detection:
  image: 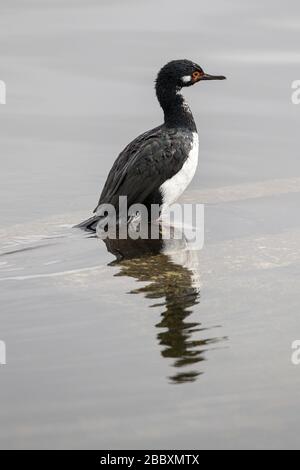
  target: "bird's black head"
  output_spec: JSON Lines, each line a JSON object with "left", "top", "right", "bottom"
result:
{"left": 156, "top": 59, "right": 226, "bottom": 90}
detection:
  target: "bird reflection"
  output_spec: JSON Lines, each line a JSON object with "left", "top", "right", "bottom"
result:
{"left": 102, "top": 224, "right": 221, "bottom": 384}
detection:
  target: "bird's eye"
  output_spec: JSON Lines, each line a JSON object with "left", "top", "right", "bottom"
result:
{"left": 192, "top": 71, "right": 202, "bottom": 81}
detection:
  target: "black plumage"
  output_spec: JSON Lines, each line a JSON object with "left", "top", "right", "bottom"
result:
{"left": 77, "top": 60, "right": 225, "bottom": 231}
{"left": 95, "top": 126, "right": 195, "bottom": 210}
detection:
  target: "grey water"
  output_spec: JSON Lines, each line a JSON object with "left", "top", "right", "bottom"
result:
{"left": 0, "top": 0, "right": 300, "bottom": 450}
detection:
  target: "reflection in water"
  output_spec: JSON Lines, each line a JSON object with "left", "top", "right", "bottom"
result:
{"left": 103, "top": 225, "right": 223, "bottom": 384}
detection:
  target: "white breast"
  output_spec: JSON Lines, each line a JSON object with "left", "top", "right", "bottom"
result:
{"left": 160, "top": 132, "right": 199, "bottom": 208}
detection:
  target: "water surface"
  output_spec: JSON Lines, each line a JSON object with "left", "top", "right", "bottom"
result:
{"left": 0, "top": 0, "right": 300, "bottom": 450}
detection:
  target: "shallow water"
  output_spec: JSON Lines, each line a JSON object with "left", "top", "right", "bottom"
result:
{"left": 0, "top": 0, "right": 300, "bottom": 450}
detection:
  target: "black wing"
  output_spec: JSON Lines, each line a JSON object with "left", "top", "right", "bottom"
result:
{"left": 94, "top": 125, "right": 191, "bottom": 212}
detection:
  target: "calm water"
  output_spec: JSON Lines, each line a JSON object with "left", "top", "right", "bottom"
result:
{"left": 0, "top": 0, "right": 300, "bottom": 450}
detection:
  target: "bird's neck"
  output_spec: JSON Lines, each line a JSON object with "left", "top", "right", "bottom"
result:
{"left": 156, "top": 86, "right": 197, "bottom": 131}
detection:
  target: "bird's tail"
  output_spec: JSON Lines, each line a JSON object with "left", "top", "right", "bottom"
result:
{"left": 75, "top": 215, "right": 101, "bottom": 232}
